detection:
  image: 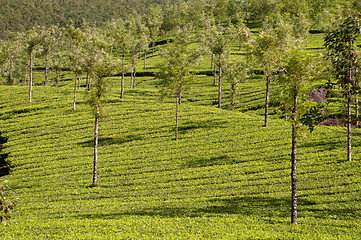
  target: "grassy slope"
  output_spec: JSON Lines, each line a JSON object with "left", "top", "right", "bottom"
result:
{"left": 0, "top": 35, "right": 361, "bottom": 239}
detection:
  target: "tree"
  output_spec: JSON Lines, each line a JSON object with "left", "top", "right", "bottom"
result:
{"left": 251, "top": 20, "right": 291, "bottom": 126}
{"left": 224, "top": 59, "right": 249, "bottom": 111}
{"left": 40, "top": 25, "right": 59, "bottom": 86}
{"left": 156, "top": 28, "right": 202, "bottom": 141}
{"left": 202, "top": 19, "right": 239, "bottom": 109}
{"left": 324, "top": 14, "right": 361, "bottom": 161}
{"left": 276, "top": 47, "right": 316, "bottom": 225}
{"left": 106, "top": 18, "right": 133, "bottom": 99}
{"left": 24, "top": 27, "right": 44, "bottom": 103}
{"left": 87, "top": 35, "right": 115, "bottom": 186}
{"left": 144, "top": 6, "right": 163, "bottom": 56}
{"left": 65, "top": 23, "right": 86, "bottom": 110}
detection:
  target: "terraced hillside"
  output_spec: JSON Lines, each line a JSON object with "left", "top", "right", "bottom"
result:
{"left": 0, "top": 69, "right": 360, "bottom": 239}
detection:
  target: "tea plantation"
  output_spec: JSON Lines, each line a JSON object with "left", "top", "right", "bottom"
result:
{"left": 0, "top": 37, "right": 361, "bottom": 239}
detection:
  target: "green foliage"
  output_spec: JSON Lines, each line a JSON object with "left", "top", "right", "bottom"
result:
{"left": 301, "top": 103, "right": 327, "bottom": 132}
{"left": 0, "top": 180, "right": 18, "bottom": 226}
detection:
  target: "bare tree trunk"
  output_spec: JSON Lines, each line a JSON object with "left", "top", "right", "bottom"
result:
{"left": 356, "top": 70, "right": 360, "bottom": 128}
{"left": 73, "top": 74, "right": 77, "bottom": 110}
{"left": 130, "top": 67, "right": 133, "bottom": 89}
{"left": 86, "top": 72, "right": 89, "bottom": 90}
{"left": 347, "top": 94, "right": 352, "bottom": 161}
{"left": 291, "top": 122, "right": 298, "bottom": 224}
{"left": 213, "top": 60, "right": 217, "bottom": 86}
{"left": 78, "top": 74, "right": 82, "bottom": 89}
{"left": 264, "top": 66, "right": 271, "bottom": 127}
{"left": 93, "top": 115, "right": 99, "bottom": 186}
{"left": 144, "top": 50, "right": 147, "bottom": 69}
{"left": 133, "top": 69, "right": 136, "bottom": 89}
{"left": 121, "top": 43, "right": 125, "bottom": 99}
{"left": 218, "top": 58, "right": 222, "bottom": 109}
{"left": 175, "top": 89, "right": 181, "bottom": 141}
{"left": 152, "top": 40, "right": 155, "bottom": 56}
{"left": 29, "top": 51, "right": 33, "bottom": 103}
{"left": 211, "top": 53, "right": 214, "bottom": 69}
{"left": 45, "top": 53, "right": 49, "bottom": 86}
{"left": 291, "top": 86, "right": 299, "bottom": 225}
{"left": 231, "top": 83, "right": 235, "bottom": 111}
{"left": 93, "top": 76, "right": 102, "bottom": 186}
{"left": 88, "top": 75, "right": 92, "bottom": 91}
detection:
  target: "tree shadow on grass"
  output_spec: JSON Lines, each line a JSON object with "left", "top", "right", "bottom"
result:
{"left": 183, "top": 155, "right": 238, "bottom": 168}
{"left": 178, "top": 119, "right": 228, "bottom": 134}
{"left": 79, "top": 135, "right": 143, "bottom": 147}
{"left": 76, "top": 196, "right": 316, "bottom": 220}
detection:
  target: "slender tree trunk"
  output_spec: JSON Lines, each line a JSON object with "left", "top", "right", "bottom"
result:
{"left": 130, "top": 67, "right": 133, "bottom": 88}
{"left": 152, "top": 40, "right": 155, "bottom": 56}
{"left": 264, "top": 65, "right": 271, "bottom": 127}
{"left": 291, "top": 121, "right": 298, "bottom": 224}
{"left": 133, "top": 69, "right": 136, "bottom": 89}
{"left": 121, "top": 43, "right": 125, "bottom": 99}
{"left": 93, "top": 115, "right": 99, "bottom": 186}
{"left": 231, "top": 83, "right": 235, "bottom": 111}
{"left": 86, "top": 72, "right": 89, "bottom": 90}
{"left": 29, "top": 51, "right": 33, "bottom": 103}
{"left": 291, "top": 86, "right": 299, "bottom": 225}
{"left": 211, "top": 53, "right": 214, "bottom": 69}
{"left": 356, "top": 92, "right": 359, "bottom": 128}
{"left": 89, "top": 75, "right": 92, "bottom": 91}
{"left": 93, "top": 76, "right": 102, "bottom": 186}
{"left": 347, "top": 40, "right": 352, "bottom": 161}
{"left": 356, "top": 69, "right": 360, "bottom": 128}
{"left": 213, "top": 60, "right": 217, "bottom": 86}
{"left": 347, "top": 94, "right": 352, "bottom": 161}
{"left": 175, "top": 89, "right": 181, "bottom": 141}
{"left": 45, "top": 53, "right": 49, "bottom": 86}
{"left": 218, "top": 58, "right": 222, "bottom": 109}
{"left": 73, "top": 74, "right": 77, "bottom": 110}
{"left": 239, "top": 38, "right": 242, "bottom": 51}
{"left": 78, "top": 74, "right": 81, "bottom": 89}
{"left": 144, "top": 50, "right": 147, "bottom": 69}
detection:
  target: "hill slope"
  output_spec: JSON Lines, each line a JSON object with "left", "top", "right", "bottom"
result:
{"left": 0, "top": 73, "right": 360, "bottom": 238}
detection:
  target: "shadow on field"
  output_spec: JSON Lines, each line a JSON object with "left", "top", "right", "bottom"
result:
{"left": 300, "top": 140, "right": 344, "bottom": 151}
{"left": 184, "top": 155, "right": 238, "bottom": 168}
{"left": 79, "top": 135, "right": 143, "bottom": 147}
{"left": 178, "top": 119, "right": 228, "bottom": 134}
{"left": 77, "top": 196, "right": 316, "bottom": 220}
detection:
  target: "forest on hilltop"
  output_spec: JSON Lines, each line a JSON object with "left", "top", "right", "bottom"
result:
{"left": 0, "top": 0, "right": 170, "bottom": 38}
{"left": 0, "top": 0, "right": 360, "bottom": 39}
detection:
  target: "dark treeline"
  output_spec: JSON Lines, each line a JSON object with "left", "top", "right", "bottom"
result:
{"left": 1, "top": 0, "right": 360, "bottom": 39}
{"left": 0, "top": 0, "right": 170, "bottom": 39}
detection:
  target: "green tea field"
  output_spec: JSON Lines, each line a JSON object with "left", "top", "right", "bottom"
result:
{"left": 0, "top": 60, "right": 361, "bottom": 239}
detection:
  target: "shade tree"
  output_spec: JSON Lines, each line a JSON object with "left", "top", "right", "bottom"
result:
{"left": 24, "top": 27, "right": 45, "bottom": 103}
{"left": 250, "top": 19, "right": 292, "bottom": 126}
{"left": 65, "top": 23, "right": 86, "bottom": 110}
{"left": 144, "top": 6, "right": 163, "bottom": 57}
{"left": 275, "top": 46, "right": 317, "bottom": 225}
{"left": 324, "top": 14, "right": 361, "bottom": 161}
{"left": 202, "top": 18, "right": 240, "bottom": 109}
{"left": 156, "top": 27, "right": 202, "bottom": 141}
